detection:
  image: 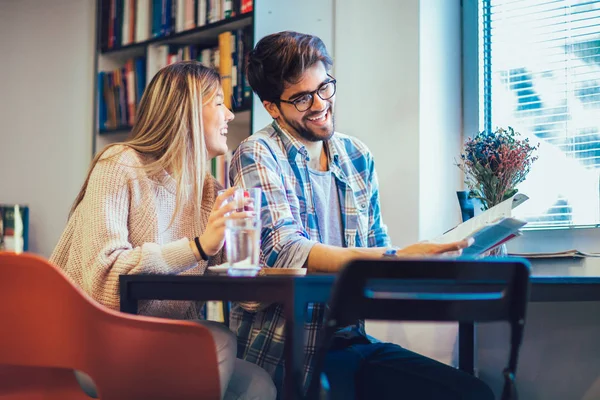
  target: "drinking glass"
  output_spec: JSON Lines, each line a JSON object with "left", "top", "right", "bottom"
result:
{"left": 225, "top": 218, "right": 261, "bottom": 277}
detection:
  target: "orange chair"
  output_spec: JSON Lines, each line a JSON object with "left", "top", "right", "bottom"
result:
{"left": 0, "top": 252, "right": 221, "bottom": 400}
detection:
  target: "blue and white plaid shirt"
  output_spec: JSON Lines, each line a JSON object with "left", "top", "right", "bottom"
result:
{"left": 229, "top": 121, "right": 391, "bottom": 393}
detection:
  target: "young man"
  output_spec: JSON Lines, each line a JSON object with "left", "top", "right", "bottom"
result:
{"left": 229, "top": 31, "right": 493, "bottom": 399}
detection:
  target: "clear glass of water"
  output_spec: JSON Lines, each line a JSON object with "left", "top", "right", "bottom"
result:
{"left": 225, "top": 218, "right": 261, "bottom": 277}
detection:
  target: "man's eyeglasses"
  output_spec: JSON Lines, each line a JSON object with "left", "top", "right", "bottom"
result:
{"left": 278, "top": 75, "right": 337, "bottom": 112}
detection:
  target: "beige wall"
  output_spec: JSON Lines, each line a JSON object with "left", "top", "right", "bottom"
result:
{"left": 334, "top": 0, "right": 423, "bottom": 248}
{"left": 0, "top": 0, "right": 95, "bottom": 257}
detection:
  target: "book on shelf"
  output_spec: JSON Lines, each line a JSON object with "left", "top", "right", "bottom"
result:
{"left": 173, "top": 0, "right": 196, "bottom": 33}
{"left": 211, "top": 151, "right": 232, "bottom": 188}
{"left": 99, "top": 0, "right": 254, "bottom": 52}
{"left": 223, "top": 0, "right": 234, "bottom": 18}
{"left": 122, "top": 0, "right": 136, "bottom": 46}
{"left": 240, "top": 0, "right": 253, "bottom": 13}
{"left": 0, "top": 205, "right": 29, "bottom": 253}
{"left": 205, "top": 301, "right": 225, "bottom": 322}
{"left": 197, "top": 0, "right": 208, "bottom": 27}
{"left": 207, "top": 0, "right": 220, "bottom": 24}
{"left": 98, "top": 56, "right": 146, "bottom": 131}
{"left": 218, "top": 31, "right": 234, "bottom": 109}
{"left": 432, "top": 193, "right": 529, "bottom": 257}
{"left": 135, "top": 0, "right": 151, "bottom": 42}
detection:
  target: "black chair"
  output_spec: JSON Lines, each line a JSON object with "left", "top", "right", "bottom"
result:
{"left": 307, "top": 258, "right": 531, "bottom": 400}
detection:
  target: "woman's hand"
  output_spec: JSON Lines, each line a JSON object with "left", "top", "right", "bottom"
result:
{"left": 199, "top": 187, "right": 253, "bottom": 257}
{"left": 396, "top": 237, "right": 474, "bottom": 257}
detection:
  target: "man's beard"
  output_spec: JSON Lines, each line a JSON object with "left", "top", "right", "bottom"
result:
{"left": 280, "top": 109, "right": 335, "bottom": 143}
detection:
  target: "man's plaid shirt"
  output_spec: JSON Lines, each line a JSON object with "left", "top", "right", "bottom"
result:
{"left": 228, "top": 121, "right": 391, "bottom": 394}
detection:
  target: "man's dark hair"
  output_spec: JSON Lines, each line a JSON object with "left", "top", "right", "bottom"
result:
{"left": 246, "top": 31, "right": 333, "bottom": 102}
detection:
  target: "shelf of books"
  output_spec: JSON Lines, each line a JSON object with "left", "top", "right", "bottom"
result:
{"left": 95, "top": 0, "right": 254, "bottom": 188}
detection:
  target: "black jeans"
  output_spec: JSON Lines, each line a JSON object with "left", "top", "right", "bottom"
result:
{"left": 322, "top": 342, "right": 494, "bottom": 400}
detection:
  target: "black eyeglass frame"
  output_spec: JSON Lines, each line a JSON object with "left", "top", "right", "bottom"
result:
{"left": 277, "top": 74, "right": 337, "bottom": 112}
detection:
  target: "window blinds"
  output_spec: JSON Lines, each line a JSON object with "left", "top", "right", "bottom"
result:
{"left": 481, "top": 0, "right": 600, "bottom": 227}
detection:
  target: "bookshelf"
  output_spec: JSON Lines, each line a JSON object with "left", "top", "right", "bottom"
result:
{"left": 93, "top": 0, "right": 255, "bottom": 187}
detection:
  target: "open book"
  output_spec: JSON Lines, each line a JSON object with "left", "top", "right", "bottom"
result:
{"left": 432, "top": 194, "right": 529, "bottom": 257}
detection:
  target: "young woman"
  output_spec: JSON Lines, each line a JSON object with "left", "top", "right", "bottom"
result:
{"left": 50, "top": 61, "right": 276, "bottom": 400}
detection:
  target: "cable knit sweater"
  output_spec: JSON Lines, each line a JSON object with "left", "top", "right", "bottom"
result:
{"left": 50, "top": 145, "right": 224, "bottom": 319}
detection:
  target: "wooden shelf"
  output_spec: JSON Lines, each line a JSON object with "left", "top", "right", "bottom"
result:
{"left": 100, "top": 12, "right": 253, "bottom": 57}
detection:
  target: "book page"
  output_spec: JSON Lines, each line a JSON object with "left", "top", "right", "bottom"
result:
{"left": 433, "top": 193, "right": 529, "bottom": 245}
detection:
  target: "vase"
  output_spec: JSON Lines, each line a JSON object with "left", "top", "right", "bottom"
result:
{"left": 487, "top": 243, "right": 508, "bottom": 257}
{"left": 483, "top": 200, "right": 509, "bottom": 258}
{"left": 456, "top": 192, "right": 507, "bottom": 258}
{"left": 456, "top": 191, "right": 483, "bottom": 222}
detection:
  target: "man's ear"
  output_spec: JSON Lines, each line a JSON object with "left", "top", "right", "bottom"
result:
{"left": 263, "top": 101, "right": 281, "bottom": 119}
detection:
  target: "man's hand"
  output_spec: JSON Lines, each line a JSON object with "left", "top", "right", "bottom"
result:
{"left": 306, "top": 239, "right": 474, "bottom": 274}
{"left": 396, "top": 238, "right": 474, "bottom": 257}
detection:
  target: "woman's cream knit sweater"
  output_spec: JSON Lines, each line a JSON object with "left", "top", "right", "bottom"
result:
{"left": 50, "top": 145, "right": 224, "bottom": 319}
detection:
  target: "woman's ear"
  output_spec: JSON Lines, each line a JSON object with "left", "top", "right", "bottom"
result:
{"left": 263, "top": 101, "right": 281, "bottom": 119}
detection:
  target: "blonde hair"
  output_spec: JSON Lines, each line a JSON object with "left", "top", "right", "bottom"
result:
{"left": 71, "top": 61, "right": 221, "bottom": 223}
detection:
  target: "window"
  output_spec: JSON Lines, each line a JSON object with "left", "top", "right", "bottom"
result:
{"left": 480, "top": 0, "right": 600, "bottom": 228}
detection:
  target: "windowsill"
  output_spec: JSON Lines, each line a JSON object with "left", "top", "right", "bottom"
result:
{"left": 523, "top": 224, "right": 600, "bottom": 232}
{"left": 508, "top": 226, "right": 600, "bottom": 254}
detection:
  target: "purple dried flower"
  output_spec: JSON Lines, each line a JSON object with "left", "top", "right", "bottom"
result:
{"left": 456, "top": 127, "right": 539, "bottom": 209}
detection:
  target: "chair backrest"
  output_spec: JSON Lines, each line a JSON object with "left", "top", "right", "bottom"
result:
{"left": 0, "top": 252, "right": 221, "bottom": 400}
{"left": 310, "top": 258, "right": 531, "bottom": 400}
{"left": 329, "top": 258, "right": 530, "bottom": 325}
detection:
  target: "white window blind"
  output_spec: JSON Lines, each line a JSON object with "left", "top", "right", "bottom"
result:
{"left": 481, "top": 0, "right": 600, "bottom": 228}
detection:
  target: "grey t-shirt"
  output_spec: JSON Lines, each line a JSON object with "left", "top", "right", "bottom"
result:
{"left": 307, "top": 168, "right": 343, "bottom": 247}
{"left": 308, "top": 167, "right": 369, "bottom": 345}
